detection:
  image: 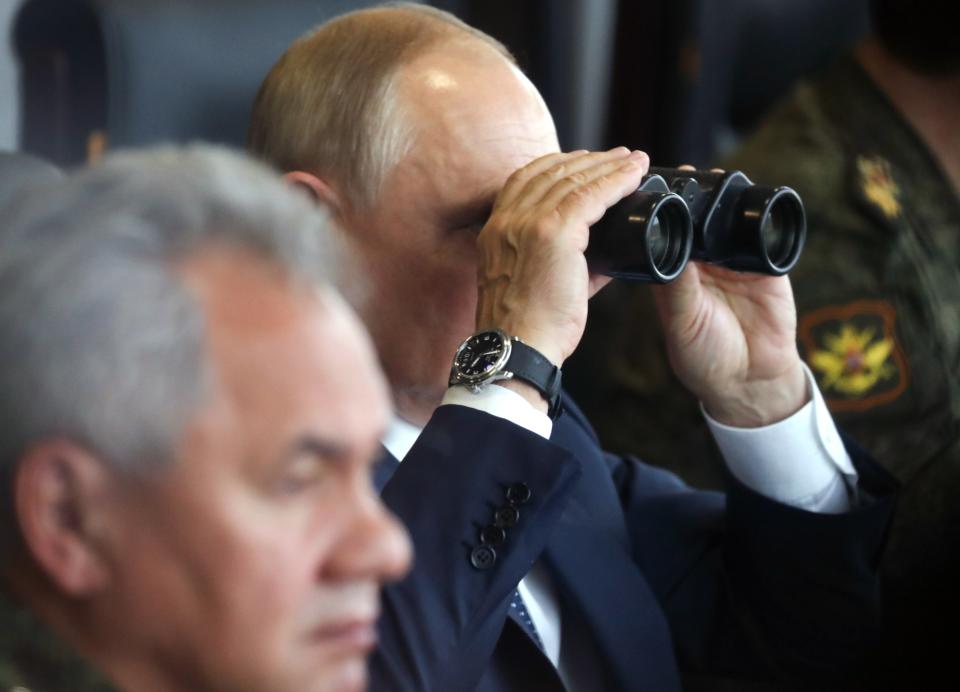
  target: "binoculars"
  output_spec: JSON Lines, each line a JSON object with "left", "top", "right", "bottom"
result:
{"left": 585, "top": 167, "right": 807, "bottom": 282}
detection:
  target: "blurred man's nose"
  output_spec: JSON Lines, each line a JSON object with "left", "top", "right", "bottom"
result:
{"left": 325, "top": 482, "right": 413, "bottom": 584}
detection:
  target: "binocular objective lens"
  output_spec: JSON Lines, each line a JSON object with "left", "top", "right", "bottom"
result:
{"left": 647, "top": 201, "right": 687, "bottom": 275}
{"left": 648, "top": 217, "right": 667, "bottom": 265}
{"left": 761, "top": 196, "right": 802, "bottom": 268}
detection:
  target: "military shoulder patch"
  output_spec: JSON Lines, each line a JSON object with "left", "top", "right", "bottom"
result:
{"left": 798, "top": 299, "right": 909, "bottom": 412}
{"left": 854, "top": 154, "right": 902, "bottom": 222}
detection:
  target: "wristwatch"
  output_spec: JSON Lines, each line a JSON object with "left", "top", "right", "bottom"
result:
{"left": 448, "top": 328, "right": 563, "bottom": 419}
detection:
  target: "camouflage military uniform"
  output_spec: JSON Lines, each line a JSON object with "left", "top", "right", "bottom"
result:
{"left": 0, "top": 586, "right": 116, "bottom": 692}
{"left": 567, "top": 55, "right": 960, "bottom": 686}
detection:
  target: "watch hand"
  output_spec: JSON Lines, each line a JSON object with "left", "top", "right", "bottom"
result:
{"left": 470, "top": 350, "right": 500, "bottom": 368}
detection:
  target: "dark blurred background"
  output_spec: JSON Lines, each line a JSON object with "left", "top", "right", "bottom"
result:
{"left": 1, "top": 0, "right": 871, "bottom": 168}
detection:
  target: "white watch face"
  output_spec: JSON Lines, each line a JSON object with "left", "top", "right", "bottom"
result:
{"left": 452, "top": 330, "right": 512, "bottom": 384}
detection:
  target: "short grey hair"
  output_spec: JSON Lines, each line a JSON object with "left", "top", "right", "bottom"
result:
{"left": 0, "top": 151, "right": 63, "bottom": 211}
{"left": 247, "top": 2, "right": 514, "bottom": 209}
{"left": 0, "top": 145, "right": 339, "bottom": 549}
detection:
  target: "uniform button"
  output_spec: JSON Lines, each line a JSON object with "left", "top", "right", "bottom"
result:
{"left": 494, "top": 505, "right": 520, "bottom": 528}
{"left": 470, "top": 545, "right": 497, "bottom": 570}
{"left": 506, "top": 482, "right": 532, "bottom": 505}
{"left": 480, "top": 524, "right": 507, "bottom": 546}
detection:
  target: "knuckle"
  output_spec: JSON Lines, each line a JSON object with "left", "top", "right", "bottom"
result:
{"left": 504, "top": 166, "right": 528, "bottom": 188}
{"left": 533, "top": 164, "right": 566, "bottom": 187}
{"left": 549, "top": 163, "right": 568, "bottom": 179}
{"left": 558, "top": 184, "right": 604, "bottom": 220}
{"left": 478, "top": 213, "right": 505, "bottom": 238}
{"left": 568, "top": 183, "right": 595, "bottom": 202}
{"left": 563, "top": 171, "right": 590, "bottom": 188}
{"left": 530, "top": 216, "right": 557, "bottom": 241}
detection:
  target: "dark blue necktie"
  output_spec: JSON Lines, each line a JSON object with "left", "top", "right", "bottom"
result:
{"left": 510, "top": 589, "right": 544, "bottom": 650}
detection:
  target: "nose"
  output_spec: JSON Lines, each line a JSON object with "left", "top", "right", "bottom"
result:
{"left": 324, "top": 480, "right": 413, "bottom": 584}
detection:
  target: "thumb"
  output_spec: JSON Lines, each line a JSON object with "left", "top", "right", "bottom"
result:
{"left": 650, "top": 262, "right": 704, "bottom": 336}
{"left": 587, "top": 273, "right": 613, "bottom": 298}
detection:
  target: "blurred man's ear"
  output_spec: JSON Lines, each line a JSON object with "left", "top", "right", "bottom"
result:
{"left": 14, "top": 441, "right": 115, "bottom": 596}
{"left": 284, "top": 171, "right": 343, "bottom": 216}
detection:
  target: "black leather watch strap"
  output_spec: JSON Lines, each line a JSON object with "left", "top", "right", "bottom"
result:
{"left": 506, "top": 338, "right": 564, "bottom": 420}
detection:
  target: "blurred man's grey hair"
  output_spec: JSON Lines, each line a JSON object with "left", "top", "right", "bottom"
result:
{"left": 0, "top": 145, "right": 339, "bottom": 555}
{"left": 0, "top": 151, "right": 63, "bottom": 212}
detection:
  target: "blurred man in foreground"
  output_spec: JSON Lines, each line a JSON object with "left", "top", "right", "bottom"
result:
{"left": 249, "top": 5, "right": 898, "bottom": 690}
{"left": 0, "top": 146, "right": 411, "bottom": 692}
{"left": 0, "top": 151, "right": 62, "bottom": 211}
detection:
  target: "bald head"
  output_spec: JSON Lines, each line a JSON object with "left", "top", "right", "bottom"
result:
{"left": 247, "top": 3, "right": 514, "bottom": 209}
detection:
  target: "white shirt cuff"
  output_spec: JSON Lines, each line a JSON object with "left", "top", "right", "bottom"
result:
{"left": 704, "top": 363, "right": 857, "bottom": 513}
{"left": 441, "top": 384, "right": 554, "bottom": 440}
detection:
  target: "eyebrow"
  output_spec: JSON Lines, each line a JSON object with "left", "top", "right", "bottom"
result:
{"left": 280, "top": 432, "right": 385, "bottom": 469}
{"left": 282, "top": 436, "right": 351, "bottom": 466}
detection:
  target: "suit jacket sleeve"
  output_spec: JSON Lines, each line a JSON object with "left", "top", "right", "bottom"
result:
{"left": 606, "top": 414, "right": 898, "bottom": 681}
{"left": 371, "top": 405, "right": 581, "bottom": 691}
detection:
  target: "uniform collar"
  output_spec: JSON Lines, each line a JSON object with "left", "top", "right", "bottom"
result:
{"left": 0, "top": 584, "right": 117, "bottom": 692}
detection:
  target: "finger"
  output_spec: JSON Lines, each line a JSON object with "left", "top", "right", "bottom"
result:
{"left": 550, "top": 154, "right": 649, "bottom": 229}
{"left": 649, "top": 262, "right": 703, "bottom": 334}
{"left": 587, "top": 272, "right": 613, "bottom": 298}
{"left": 501, "top": 147, "right": 638, "bottom": 211}
{"left": 496, "top": 150, "right": 587, "bottom": 209}
{"left": 539, "top": 149, "right": 647, "bottom": 210}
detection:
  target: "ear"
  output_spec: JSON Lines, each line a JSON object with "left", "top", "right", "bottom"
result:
{"left": 14, "top": 441, "right": 116, "bottom": 596}
{"left": 284, "top": 171, "right": 343, "bottom": 216}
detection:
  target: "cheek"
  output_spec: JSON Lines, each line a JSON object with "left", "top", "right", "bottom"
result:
{"left": 366, "top": 243, "right": 478, "bottom": 320}
{"left": 214, "top": 500, "right": 327, "bottom": 622}
{"left": 187, "top": 501, "right": 335, "bottom": 683}
{"left": 153, "top": 489, "right": 328, "bottom": 635}
{"left": 100, "top": 497, "right": 318, "bottom": 686}
{"left": 217, "top": 501, "right": 377, "bottom": 692}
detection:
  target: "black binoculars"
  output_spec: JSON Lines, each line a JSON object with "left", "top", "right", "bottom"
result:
{"left": 585, "top": 167, "right": 807, "bottom": 282}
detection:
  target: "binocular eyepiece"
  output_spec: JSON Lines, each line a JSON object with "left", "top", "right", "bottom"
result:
{"left": 585, "top": 167, "right": 807, "bottom": 282}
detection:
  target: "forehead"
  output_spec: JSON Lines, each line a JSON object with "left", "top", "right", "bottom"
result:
{"left": 179, "top": 249, "right": 390, "bottom": 445}
{"left": 395, "top": 41, "right": 560, "bottom": 202}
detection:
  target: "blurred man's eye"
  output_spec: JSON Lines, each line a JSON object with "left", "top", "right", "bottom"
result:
{"left": 276, "top": 453, "right": 327, "bottom": 494}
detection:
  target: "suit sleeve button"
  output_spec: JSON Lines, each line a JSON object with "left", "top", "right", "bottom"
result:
{"left": 494, "top": 505, "right": 520, "bottom": 528}
{"left": 470, "top": 545, "right": 497, "bottom": 570}
{"left": 506, "top": 482, "right": 532, "bottom": 505}
{"left": 480, "top": 525, "right": 507, "bottom": 546}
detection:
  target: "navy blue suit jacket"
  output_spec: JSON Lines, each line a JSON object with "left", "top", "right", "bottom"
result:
{"left": 371, "top": 397, "right": 897, "bottom": 691}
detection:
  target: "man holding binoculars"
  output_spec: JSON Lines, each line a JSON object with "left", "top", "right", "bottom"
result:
{"left": 249, "top": 4, "right": 896, "bottom": 689}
